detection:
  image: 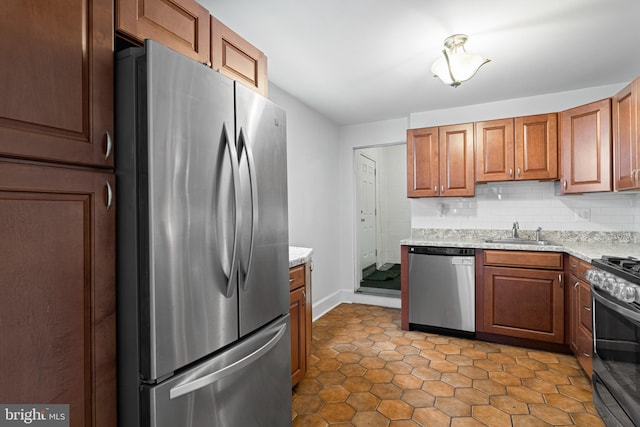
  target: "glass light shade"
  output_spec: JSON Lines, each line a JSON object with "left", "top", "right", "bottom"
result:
{"left": 431, "top": 35, "right": 490, "bottom": 87}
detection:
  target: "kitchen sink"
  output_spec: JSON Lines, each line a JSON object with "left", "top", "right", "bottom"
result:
{"left": 483, "top": 238, "right": 558, "bottom": 246}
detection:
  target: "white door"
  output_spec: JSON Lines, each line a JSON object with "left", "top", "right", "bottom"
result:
{"left": 357, "top": 153, "right": 377, "bottom": 273}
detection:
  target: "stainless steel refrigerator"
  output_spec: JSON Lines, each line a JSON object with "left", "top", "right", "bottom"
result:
{"left": 115, "top": 40, "right": 291, "bottom": 427}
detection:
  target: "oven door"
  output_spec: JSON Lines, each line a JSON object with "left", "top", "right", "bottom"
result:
{"left": 592, "top": 287, "right": 640, "bottom": 426}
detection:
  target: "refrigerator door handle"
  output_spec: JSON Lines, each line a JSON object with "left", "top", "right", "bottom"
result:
{"left": 223, "top": 123, "right": 241, "bottom": 298}
{"left": 238, "top": 127, "right": 258, "bottom": 291}
{"left": 168, "top": 323, "right": 287, "bottom": 399}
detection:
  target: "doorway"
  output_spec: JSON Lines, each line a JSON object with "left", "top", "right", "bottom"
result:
{"left": 354, "top": 144, "right": 410, "bottom": 296}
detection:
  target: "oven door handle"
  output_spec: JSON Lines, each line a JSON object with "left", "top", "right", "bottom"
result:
{"left": 593, "top": 288, "right": 640, "bottom": 324}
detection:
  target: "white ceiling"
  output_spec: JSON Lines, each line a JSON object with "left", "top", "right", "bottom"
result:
{"left": 202, "top": 0, "right": 640, "bottom": 126}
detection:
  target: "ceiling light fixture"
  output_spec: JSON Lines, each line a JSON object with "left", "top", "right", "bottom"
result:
{"left": 431, "top": 34, "right": 490, "bottom": 88}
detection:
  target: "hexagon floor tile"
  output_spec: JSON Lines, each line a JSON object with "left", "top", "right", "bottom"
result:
{"left": 292, "top": 303, "right": 604, "bottom": 427}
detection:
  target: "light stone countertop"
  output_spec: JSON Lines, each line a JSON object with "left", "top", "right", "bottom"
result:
{"left": 401, "top": 229, "right": 640, "bottom": 263}
{"left": 289, "top": 246, "right": 313, "bottom": 267}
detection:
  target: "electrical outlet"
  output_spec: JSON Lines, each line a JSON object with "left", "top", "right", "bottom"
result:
{"left": 574, "top": 208, "right": 591, "bottom": 222}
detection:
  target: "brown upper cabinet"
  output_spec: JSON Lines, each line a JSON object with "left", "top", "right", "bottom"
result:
{"left": 613, "top": 77, "right": 640, "bottom": 190}
{"left": 211, "top": 16, "right": 268, "bottom": 96}
{"left": 0, "top": 0, "right": 114, "bottom": 168}
{"left": 116, "top": 0, "right": 268, "bottom": 96}
{"left": 475, "top": 114, "right": 558, "bottom": 182}
{"left": 559, "top": 99, "right": 612, "bottom": 194}
{"left": 407, "top": 123, "right": 475, "bottom": 198}
{"left": 116, "top": 0, "right": 211, "bottom": 65}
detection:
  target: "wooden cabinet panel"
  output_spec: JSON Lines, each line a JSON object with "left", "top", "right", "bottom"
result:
{"left": 211, "top": 16, "right": 268, "bottom": 96}
{"left": 0, "top": 0, "right": 113, "bottom": 168}
{"left": 515, "top": 113, "right": 558, "bottom": 180}
{"left": 482, "top": 266, "right": 564, "bottom": 343}
{"left": 566, "top": 255, "right": 593, "bottom": 376}
{"left": 439, "top": 123, "right": 475, "bottom": 197}
{"left": 475, "top": 118, "right": 515, "bottom": 182}
{"left": 475, "top": 114, "right": 557, "bottom": 183}
{"left": 289, "top": 286, "right": 306, "bottom": 387}
{"left": 407, "top": 124, "right": 474, "bottom": 198}
{"left": 407, "top": 127, "right": 439, "bottom": 197}
{"left": 560, "top": 99, "right": 612, "bottom": 193}
{"left": 483, "top": 250, "right": 563, "bottom": 270}
{"left": 116, "top": 0, "right": 210, "bottom": 64}
{"left": 613, "top": 79, "right": 640, "bottom": 190}
{"left": 289, "top": 264, "right": 305, "bottom": 291}
{"left": 290, "top": 263, "right": 311, "bottom": 387}
{"left": 0, "top": 161, "right": 116, "bottom": 427}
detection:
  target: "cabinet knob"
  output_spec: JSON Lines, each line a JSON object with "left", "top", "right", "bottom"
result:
{"left": 517, "top": 167, "right": 521, "bottom": 177}
{"left": 574, "top": 281, "right": 579, "bottom": 288}
{"left": 581, "top": 352, "right": 591, "bottom": 358}
{"left": 583, "top": 305, "right": 591, "bottom": 312}
{"left": 434, "top": 186, "right": 438, "bottom": 193}
{"left": 563, "top": 180, "right": 567, "bottom": 190}
{"left": 440, "top": 185, "right": 444, "bottom": 193}
{"left": 509, "top": 168, "right": 513, "bottom": 178}
{"left": 203, "top": 60, "right": 212, "bottom": 67}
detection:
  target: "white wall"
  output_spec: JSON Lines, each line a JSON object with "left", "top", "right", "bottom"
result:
{"left": 413, "top": 180, "right": 640, "bottom": 233}
{"left": 268, "top": 84, "right": 342, "bottom": 306}
{"left": 381, "top": 144, "right": 411, "bottom": 263}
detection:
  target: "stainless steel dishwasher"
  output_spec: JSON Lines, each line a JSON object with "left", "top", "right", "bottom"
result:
{"left": 408, "top": 246, "right": 475, "bottom": 336}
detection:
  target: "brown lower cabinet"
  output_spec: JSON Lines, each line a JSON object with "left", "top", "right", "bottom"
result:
{"left": 566, "top": 255, "right": 593, "bottom": 376}
{"left": 477, "top": 250, "right": 565, "bottom": 344}
{"left": 290, "top": 263, "right": 312, "bottom": 387}
{"left": 0, "top": 161, "right": 116, "bottom": 427}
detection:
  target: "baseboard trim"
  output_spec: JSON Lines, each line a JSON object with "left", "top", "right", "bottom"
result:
{"left": 312, "top": 290, "right": 400, "bottom": 321}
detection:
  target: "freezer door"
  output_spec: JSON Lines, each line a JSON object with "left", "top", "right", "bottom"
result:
{"left": 140, "top": 41, "right": 239, "bottom": 380}
{"left": 234, "top": 83, "right": 290, "bottom": 336}
{"left": 143, "top": 315, "right": 292, "bottom": 427}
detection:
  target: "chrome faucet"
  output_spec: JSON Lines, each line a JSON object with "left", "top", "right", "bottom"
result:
{"left": 535, "top": 227, "right": 542, "bottom": 241}
{"left": 511, "top": 222, "right": 520, "bottom": 238}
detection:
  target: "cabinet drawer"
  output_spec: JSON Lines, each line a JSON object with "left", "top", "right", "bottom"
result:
{"left": 289, "top": 264, "right": 305, "bottom": 291}
{"left": 484, "top": 250, "right": 563, "bottom": 270}
{"left": 579, "top": 282, "right": 593, "bottom": 332}
{"left": 567, "top": 256, "right": 591, "bottom": 279}
{"left": 575, "top": 328, "right": 593, "bottom": 377}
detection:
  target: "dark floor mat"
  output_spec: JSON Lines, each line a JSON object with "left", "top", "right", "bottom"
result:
{"left": 360, "top": 264, "right": 401, "bottom": 290}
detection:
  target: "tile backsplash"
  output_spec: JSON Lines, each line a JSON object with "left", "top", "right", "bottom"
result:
{"left": 411, "top": 180, "right": 640, "bottom": 233}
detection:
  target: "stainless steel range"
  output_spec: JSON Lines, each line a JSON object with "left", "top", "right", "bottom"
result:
{"left": 586, "top": 256, "right": 640, "bottom": 427}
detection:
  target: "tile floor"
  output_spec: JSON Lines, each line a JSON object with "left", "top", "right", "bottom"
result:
{"left": 292, "top": 303, "right": 605, "bottom": 427}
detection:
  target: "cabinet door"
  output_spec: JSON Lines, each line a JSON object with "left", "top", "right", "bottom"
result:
{"left": 0, "top": 162, "right": 116, "bottom": 427}
{"left": 211, "top": 16, "right": 268, "bottom": 97}
{"left": 560, "top": 99, "right": 612, "bottom": 193}
{"left": 515, "top": 114, "right": 558, "bottom": 180}
{"left": 568, "top": 272, "right": 593, "bottom": 376}
{"left": 482, "top": 266, "right": 564, "bottom": 343}
{"left": 289, "top": 287, "right": 306, "bottom": 387}
{"left": 439, "top": 123, "right": 475, "bottom": 196}
{"left": 116, "top": 0, "right": 210, "bottom": 64}
{"left": 407, "top": 127, "right": 439, "bottom": 197}
{"left": 613, "top": 79, "right": 639, "bottom": 190}
{"left": 475, "top": 118, "right": 515, "bottom": 182}
{"left": 0, "top": 0, "right": 113, "bottom": 168}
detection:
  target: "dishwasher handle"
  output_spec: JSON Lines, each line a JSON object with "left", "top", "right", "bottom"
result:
{"left": 409, "top": 246, "right": 475, "bottom": 256}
